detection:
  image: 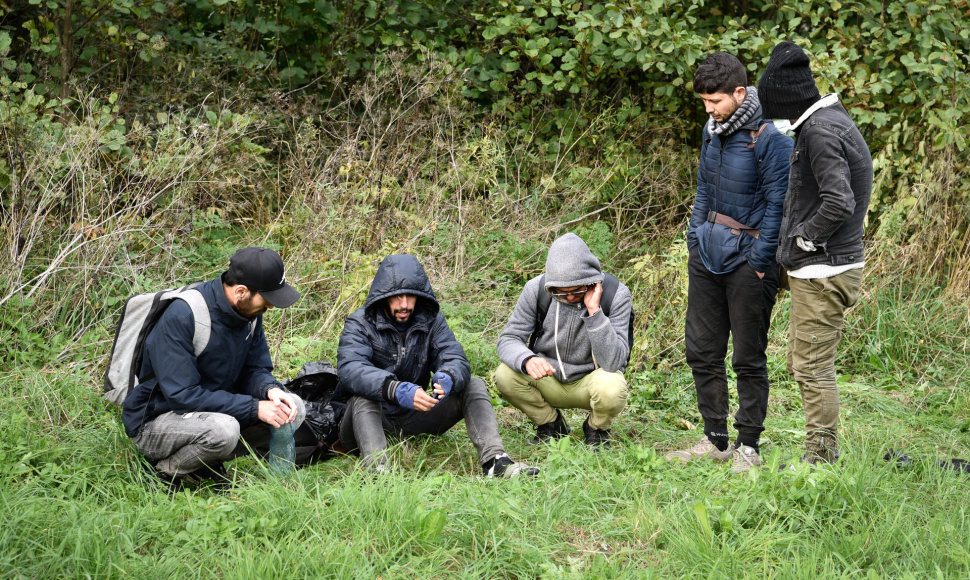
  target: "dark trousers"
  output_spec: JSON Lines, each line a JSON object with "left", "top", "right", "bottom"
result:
{"left": 338, "top": 377, "right": 505, "bottom": 470}
{"left": 685, "top": 248, "right": 778, "bottom": 447}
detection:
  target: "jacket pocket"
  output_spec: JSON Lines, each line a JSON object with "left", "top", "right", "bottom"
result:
{"left": 697, "top": 222, "right": 744, "bottom": 274}
{"left": 371, "top": 343, "right": 397, "bottom": 370}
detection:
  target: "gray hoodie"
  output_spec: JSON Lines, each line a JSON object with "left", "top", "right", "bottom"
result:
{"left": 497, "top": 233, "right": 632, "bottom": 382}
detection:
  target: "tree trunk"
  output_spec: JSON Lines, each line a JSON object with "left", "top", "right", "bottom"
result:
{"left": 59, "top": 0, "right": 74, "bottom": 98}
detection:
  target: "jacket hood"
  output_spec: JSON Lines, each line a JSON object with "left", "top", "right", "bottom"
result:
{"left": 363, "top": 254, "right": 439, "bottom": 317}
{"left": 544, "top": 233, "right": 604, "bottom": 290}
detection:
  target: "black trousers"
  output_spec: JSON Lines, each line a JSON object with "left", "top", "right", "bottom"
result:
{"left": 684, "top": 247, "right": 778, "bottom": 446}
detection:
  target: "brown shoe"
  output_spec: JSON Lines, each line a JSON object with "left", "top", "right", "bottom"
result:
{"left": 732, "top": 444, "right": 762, "bottom": 473}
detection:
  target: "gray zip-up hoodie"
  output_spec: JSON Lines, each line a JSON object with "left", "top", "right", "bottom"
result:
{"left": 497, "top": 233, "right": 632, "bottom": 382}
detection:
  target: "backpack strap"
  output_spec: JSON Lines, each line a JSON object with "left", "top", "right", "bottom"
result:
{"left": 528, "top": 275, "right": 552, "bottom": 351}
{"left": 178, "top": 288, "right": 212, "bottom": 357}
{"left": 599, "top": 273, "right": 619, "bottom": 315}
{"left": 747, "top": 122, "right": 772, "bottom": 184}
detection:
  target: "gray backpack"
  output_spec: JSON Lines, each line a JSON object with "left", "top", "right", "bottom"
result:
{"left": 102, "top": 283, "right": 211, "bottom": 406}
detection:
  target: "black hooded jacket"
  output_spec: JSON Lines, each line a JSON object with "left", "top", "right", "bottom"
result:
{"left": 776, "top": 103, "right": 872, "bottom": 270}
{"left": 334, "top": 255, "right": 470, "bottom": 414}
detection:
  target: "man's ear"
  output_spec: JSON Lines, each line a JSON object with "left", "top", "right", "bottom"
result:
{"left": 232, "top": 284, "right": 251, "bottom": 302}
{"left": 734, "top": 85, "right": 747, "bottom": 101}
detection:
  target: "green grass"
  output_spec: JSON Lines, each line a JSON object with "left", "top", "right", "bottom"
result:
{"left": 3, "top": 321, "right": 970, "bottom": 578}
{"left": 3, "top": 221, "right": 968, "bottom": 578}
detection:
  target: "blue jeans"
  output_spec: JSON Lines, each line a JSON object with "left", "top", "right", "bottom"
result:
{"left": 338, "top": 377, "right": 505, "bottom": 471}
{"left": 132, "top": 394, "right": 307, "bottom": 476}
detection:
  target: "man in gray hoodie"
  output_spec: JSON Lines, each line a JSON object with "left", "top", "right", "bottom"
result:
{"left": 494, "top": 233, "right": 632, "bottom": 448}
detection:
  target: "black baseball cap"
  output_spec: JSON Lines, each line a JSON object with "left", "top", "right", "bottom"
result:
{"left": 227, "top": 247, "right": 301, "bottom": 308}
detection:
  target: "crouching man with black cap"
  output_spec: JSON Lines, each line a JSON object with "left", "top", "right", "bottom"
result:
{"left": 123, "top": 247, "right": 308, "bottom": 489}
{"left": 757, "top": 42, "right": 873, "bottom": 465}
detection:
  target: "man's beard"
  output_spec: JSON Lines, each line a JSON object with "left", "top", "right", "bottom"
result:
{"left": 234, "top": 294, "right": 267, "bottom": 318}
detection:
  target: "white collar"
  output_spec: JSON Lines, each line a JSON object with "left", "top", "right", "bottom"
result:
{"left": 789, "top": 93, "right": 840, "bottom": 130}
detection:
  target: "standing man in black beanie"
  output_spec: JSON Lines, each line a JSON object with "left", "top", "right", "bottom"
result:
{"left": 665, "top": 52, "right": 792, "bottom": 473}
{"left": 757, "top": 41, "right": 873, "bottom": 465}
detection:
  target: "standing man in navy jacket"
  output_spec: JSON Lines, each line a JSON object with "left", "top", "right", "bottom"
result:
{"left": 123, "top": 247, "right": 306, "bottom": 487}
{"left": 666, "top": 52, "right": 792, "bottom": 472}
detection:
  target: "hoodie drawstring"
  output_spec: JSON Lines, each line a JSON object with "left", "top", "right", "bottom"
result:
{"left": 553, "top": 300, "right": 568, "bottom": 381}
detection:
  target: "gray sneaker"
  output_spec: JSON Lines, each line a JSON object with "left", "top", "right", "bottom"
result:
{"left": 732, "top": 444, "right": 761, "bottom": 473}
{"left": 665, "top": 437, "right": 733, "bottom": 463}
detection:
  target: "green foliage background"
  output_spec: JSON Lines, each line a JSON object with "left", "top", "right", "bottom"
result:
{"left": 1, "top": 0, "right": 970, "bottom": 577}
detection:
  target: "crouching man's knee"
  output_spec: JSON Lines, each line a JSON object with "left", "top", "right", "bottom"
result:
{"left": 463, "top": 377, "right": 491, "bottom": 400}
{"left": 203, "top": 414, "right": 242, "bottom": 459}
{"left": 586, "top": 369, "right": 629, "bottom": 416}
{"left": 493, "top": 363, "right": 531, "bottom": 399}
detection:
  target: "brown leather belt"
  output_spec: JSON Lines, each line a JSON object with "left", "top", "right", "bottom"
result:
{"left": 707, "top": 211, "right": 760, "bottom": 239}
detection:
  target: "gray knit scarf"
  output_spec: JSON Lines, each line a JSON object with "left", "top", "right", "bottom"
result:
{"left": 707, "top": 86, "right": 761, "bottom": 137}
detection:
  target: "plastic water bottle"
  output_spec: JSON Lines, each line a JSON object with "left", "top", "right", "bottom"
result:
{"left": 268, "top": 421, "right": 296, "bottom": 474}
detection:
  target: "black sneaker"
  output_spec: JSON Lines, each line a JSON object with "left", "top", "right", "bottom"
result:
{"left": 142, "top": 461, "right": 186, "bottom": 493}
{"left": 193, "top": 462, "right": 232, "bottom": 492}
{"left": 582, "top": 417, "right": 611, "bottom": 450}
{"left": 530, "top": 410, "right": 570, "bottom": 444}
{"left": 482, "top": 453, "right": 540, "bottom": 479}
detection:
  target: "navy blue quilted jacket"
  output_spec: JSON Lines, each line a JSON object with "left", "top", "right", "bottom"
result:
{"left": 688, "top": 116, "right": 792, "bottom": 274}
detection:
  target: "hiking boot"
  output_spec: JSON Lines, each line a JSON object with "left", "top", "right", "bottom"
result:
{"left": 582, "top": 417, "right": 611, "bottom": 450}
{"left": 530, "top": 410, "right": 570, "bottom": 444}
{"left": 805, "top": 434, "right": 839, "bottom": 465}
{"left": 664, "top": 437, "right": 733, "bottom": 463}
{"left": 804, "top": 448, "right": 840, "bottom": 465}
{"left": 483, "top": 453, "right": 540, "bottom": 479}
{"left": 732, "top": 444, "right": 761, "bottom": 473}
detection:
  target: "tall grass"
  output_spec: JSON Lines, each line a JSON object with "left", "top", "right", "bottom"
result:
{"left": 2, "top": 55, "right": 970, "bottom": 578}
{"left": 4, "top": 367, "right": 970, "bottom": 578}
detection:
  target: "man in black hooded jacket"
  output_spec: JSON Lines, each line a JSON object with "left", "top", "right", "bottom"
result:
{"left": 334, "top": 254, "right": 538, "bottom": 478}
{"left": 758, "top": 41, "right": 872, "bottom": 464}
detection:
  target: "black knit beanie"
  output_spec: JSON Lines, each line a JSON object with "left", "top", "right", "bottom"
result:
{"left": 757, "top": 41, "right": 821, "bottom": 120}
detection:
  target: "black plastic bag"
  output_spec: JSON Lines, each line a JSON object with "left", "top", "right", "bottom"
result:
{"left": 285, "top": 361, "right": 345, "bottom": 447}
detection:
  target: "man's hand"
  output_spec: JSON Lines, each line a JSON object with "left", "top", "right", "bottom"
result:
{"left": 395, "top": 381, "right": 438, "bottom": 411}
{"left": 524, "top": 356, "right": 557, "bottom": 380}
{"left": 432, "top": 371, "right": 453, "bottom": 400}
{"left": 411, "top": 388, "right": 439, "bottom": 411}
{"left": 584, "top": 282, "right": 603, "bottom": 315}
{"left": 796, "top": 236, "right": 817, "bottom": 252}
{"left": 259, "top": 387, "right": 297, "bottom": 428}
